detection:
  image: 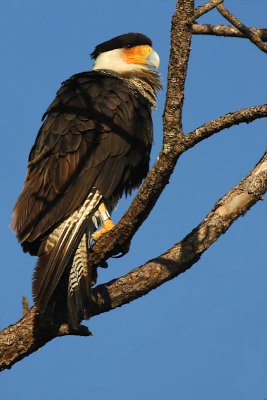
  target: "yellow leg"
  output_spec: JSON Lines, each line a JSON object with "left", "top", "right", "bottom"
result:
{"left": 91, "top": 202, "right": 115, "bottom": 241}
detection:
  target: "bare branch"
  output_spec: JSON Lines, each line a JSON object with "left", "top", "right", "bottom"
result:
{"left": 90, "top": 105, "right": 267, "bottom": 267}
{"left": 216, "top": 4, "right": 267, "bottom": 52}
{"left": 89, "top": 0, "right": 195, "bottom": 266}
{"left": 163, "top": 0, "right": 194, "bottom": 142}
{"left": 0, "top": 308, "right": 91, "bottom": 371}
{"left": 192, "top": 24, "right": 267, "bottom": 42}
{"left": 91, "top": 151, "right": 267, "bottom": 314}
{"left": 194, "top": 0, "right": 223, "bottom": 20}
{"left": 185, "top": 104, "right": 267, "bottom": 149}
{"left": 1, "top": 151, "right": 266, "bottom": 371}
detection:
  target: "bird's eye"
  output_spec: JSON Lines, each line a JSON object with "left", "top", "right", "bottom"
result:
{"left": 125, "top": 44, "right": 134, "bottom": 49}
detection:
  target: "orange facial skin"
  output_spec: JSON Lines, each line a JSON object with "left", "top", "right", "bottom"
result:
{"left": 122, "top": 45, "right": 153, "bottom": 65}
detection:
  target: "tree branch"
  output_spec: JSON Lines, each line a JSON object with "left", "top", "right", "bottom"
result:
{"left": 89, "top": 103, "right": 267, "bottom": 267}
{"left": 1, "top": 151, "right": 266, "bottom": 371}
{"left": 0, "top": 308, "right": 91, "bottom": 372}
{"left": 184, "top": 104, "right": 267, "bottom": 149}
{"left": 192, "top": 24, "right": 267, "bottom": 42}
{"left": 91, "top": 152, "right": 267, "bottom": 315}
{"left": 89, "top": 0, "right": 195, "bottom": 266}
{"left": 194, "top": 0, "right": 223, "bottom": 20}
{"left": 216, "top": 4, "right": 267, "bottom": 53}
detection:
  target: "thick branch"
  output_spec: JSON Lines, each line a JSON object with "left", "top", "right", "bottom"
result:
{"left": 192, "top": 24, "right": 267, "bottom": 42}
{"left": 184, "top": 104, "right": 267, "bottom": 149}
{"left": 89, "top": 0, "right": 194, "bottom": 266}
{"left": 90, "top": 103, "right": 267, "bottom": 267}
{"left": 163, "top": 0, "right": 194, "bottom": 141}
{"left": 216, "top": 4, "right": 267, "bottom": 52}
{"left": 0, "top": 308, "right": 91, "bottom": 371}
{"left": 1, "top": 152, "right": 266, "bottom": 371}
{"left": 91, "top": 152, "right": 267, "bottom": 314}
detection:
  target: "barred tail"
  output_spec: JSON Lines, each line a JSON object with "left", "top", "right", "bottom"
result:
{"left": 33, "top": 188, "right": 102, "bottom": 326}
{"left": 67, "top": 233, "right": 91, "bottom": 327}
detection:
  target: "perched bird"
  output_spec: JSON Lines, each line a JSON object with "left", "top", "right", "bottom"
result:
{"left": 12, "top": 32, "right": 161, "bottom": 328}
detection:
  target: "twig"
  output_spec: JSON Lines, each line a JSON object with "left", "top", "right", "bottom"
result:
{"left": 185, "top": 104, "right": 267, "bottom": 149}
{"left": 192, "top": 24, "right": 267, "bottom": 42}
{"left": 194, "top": 0, "right": 223, "bottom": 20}
{"left": 21, "top": 296, "right": 29, "bottom": 317}
{"left": 216, "top": 4, "right": 267, "bottom": 53}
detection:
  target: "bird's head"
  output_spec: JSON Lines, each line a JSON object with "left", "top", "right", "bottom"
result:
{"left": 91, "top": 32, "right": 160, "bottom": 73}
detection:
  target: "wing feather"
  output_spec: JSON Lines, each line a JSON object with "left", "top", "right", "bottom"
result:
{"left": 12, "top": 71, "right": 153, "bottom": 254}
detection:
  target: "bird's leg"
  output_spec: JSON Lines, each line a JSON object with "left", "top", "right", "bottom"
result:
{"left": 91, "top": 202, "right": 115, "bottom": 241}
{"left": 92, "top": 202, "right": 131, "bottom": 257}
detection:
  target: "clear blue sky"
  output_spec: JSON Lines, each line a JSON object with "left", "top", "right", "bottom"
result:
{"left": 1, "top": 1, "right": 266, "bottom": 399}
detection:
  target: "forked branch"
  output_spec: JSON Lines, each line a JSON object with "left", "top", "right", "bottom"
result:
{"left": 89, "top": 103, "right": 267, "bottom": 266}
{"left": 216, "top": 3, "right": 267, "bottom": 53}
{"left": 193, "top": 1, "right": 267, "bottom": 51}
{"left": 90, "top": 0, "right": 195, "bottom": 265}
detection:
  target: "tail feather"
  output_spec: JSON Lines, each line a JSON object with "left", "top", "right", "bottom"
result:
{"left": 68, "top": 233, "right": 91, "bottom": 327}
{"left": 33, "top": 188, "right": 102, "bottom": 319}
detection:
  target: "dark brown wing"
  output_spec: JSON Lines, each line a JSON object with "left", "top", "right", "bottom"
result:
{"left": 12, "top": 71, "right": 153, "bottom": 254}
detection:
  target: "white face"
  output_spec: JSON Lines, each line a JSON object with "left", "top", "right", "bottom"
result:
{"left": 92, "top": 49, "right": 148, "bottom": 73}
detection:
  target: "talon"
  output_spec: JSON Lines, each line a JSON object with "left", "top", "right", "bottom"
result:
{"left": 112, "top": 241, "right": 131, "bottom": 257}
{"left": 92, "top": 219, "right": 115, "bottom": 241}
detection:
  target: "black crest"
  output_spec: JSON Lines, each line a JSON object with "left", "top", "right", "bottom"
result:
{"left": 90, "top": 32, "right": 152, "bottom": 59}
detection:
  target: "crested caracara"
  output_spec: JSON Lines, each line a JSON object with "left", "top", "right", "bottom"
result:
{"left": 12, "top": 32, "right": 161, "bottom": 327}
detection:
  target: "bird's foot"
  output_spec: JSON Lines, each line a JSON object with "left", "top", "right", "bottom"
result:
{"left": 92, "top": 219, "right": 115, "bottom": 241}
{"left": 112, "top": 240, "right": 131, "bottom": 258}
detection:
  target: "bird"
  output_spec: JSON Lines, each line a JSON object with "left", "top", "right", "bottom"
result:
{"left": 12, "top": 32, "right": 161, "bottom": 328}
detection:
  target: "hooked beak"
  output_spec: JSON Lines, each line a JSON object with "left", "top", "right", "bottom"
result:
{"left": 145, "top": 49, "right": 160, "bottom": 69}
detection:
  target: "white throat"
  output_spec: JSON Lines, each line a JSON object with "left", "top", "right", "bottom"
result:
{"left": 92, "top": 49, "right": 147, "bottom": 73}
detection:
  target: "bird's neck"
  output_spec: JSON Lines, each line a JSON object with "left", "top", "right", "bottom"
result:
{"left": 119, "top": 69, "right": 162, "bottom": 109}
{"left": 96, "top": 69, "right": 162, "bottom": 108}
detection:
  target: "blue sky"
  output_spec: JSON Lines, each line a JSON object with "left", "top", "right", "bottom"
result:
{"left": 0, "top": 1, "right": 266, "bottom": 399}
